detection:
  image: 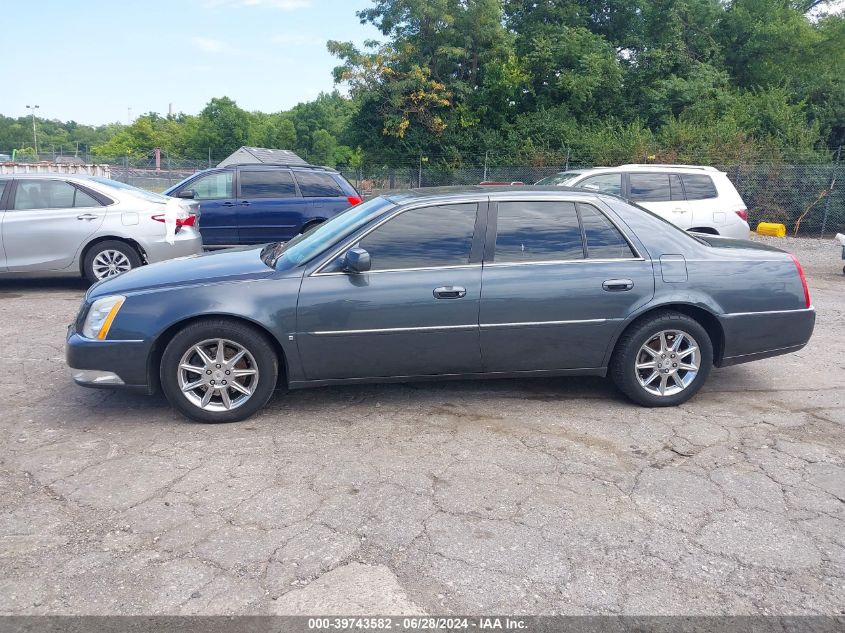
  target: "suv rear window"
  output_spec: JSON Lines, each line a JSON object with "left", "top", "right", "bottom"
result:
{"left": 294, "top": 172, "right": 344, "bottom": 197}
{"left": 240, "top": 169, "right": 297, "bottom": 198}
{"left": 681, "top": 174, "right": 718, "bottom": 200}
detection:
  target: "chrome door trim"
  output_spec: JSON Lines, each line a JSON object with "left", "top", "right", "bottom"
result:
{"left": 480, "top": 318, "right": 615, "bottom": 328}
{"left": 309, "top": 324, "right": 478, "bottom": 336}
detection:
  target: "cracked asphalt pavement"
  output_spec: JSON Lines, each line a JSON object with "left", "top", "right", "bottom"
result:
{"left": 0, "top": 237, "right": 842, "bottom": 615}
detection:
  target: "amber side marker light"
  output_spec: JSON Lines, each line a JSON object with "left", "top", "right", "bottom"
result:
{"left": 97, "top": 298, "right": 126, "bottom": 340}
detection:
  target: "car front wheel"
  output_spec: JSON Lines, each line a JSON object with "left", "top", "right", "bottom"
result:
{"left": 610, "top": 311, "right": 713, "bottom": 407}
{"left": 160, "top": 319, "right": 279, "bottom": 423}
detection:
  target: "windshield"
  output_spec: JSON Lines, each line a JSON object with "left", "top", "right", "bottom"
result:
{"left": 263, "top": 196, "right": 395, "bottom": 269}
{"left": 535, "top": 171, "right": 583, "bottom": 186}
{"left": 90, "top": 177, "right": 170, "bottom": 204}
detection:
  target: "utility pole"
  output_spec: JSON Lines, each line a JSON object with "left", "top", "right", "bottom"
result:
{"left": 483, "top": 150, "right": 489, "bottom": 181}
{"left": 26, "top": 104, "right": 39, "bottom": 157}
{"left": 820, "top": 145, "right": 841, "bottom": 237}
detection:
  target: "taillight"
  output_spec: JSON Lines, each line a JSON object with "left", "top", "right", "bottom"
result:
{"left": 789, "top": 254, "right": 811, "bottom": 308}
{"left": 347, "top": 196, "right": 363, "bottom": 206}
{"left": 735, "top": 209, "right": 748, "bottom": 222}
{"left": 152, "top": 214, "right": 197, "bottom": 227}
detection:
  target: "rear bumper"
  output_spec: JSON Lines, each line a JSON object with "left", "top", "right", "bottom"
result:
{"left": 717, "top": 307, "right": 815, "bottom": 367}
{"left": 66, "top": 329, "right": 153, "bottom": 393}
{"left": 141, "top": 230, "right": 203, "bottom": 264}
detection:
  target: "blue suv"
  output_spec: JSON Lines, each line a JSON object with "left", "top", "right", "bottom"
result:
{"left": 164, "top": 164, "right": 362, "bottom": 246}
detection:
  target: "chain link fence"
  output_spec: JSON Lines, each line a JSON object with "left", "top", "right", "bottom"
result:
{"left": 5, "top": 153, "right": 843, "bottom": 236}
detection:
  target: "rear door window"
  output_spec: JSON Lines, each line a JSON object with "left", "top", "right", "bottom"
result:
{"left": 578, "top": 173, "right": 622, "bottom": 196}
{"left": 681, "top": 174, "right": 718, "bottom": 200}
{"left": 239, "top": 169, "right": 297, "bottom": 198}
{"left": 72, "top": 187, "right": 104, "bottom": 208}
{"left": 13, "top": 180, "right": 77, "bottom": 210}
{"left": 295, "top": 172, "right": 344, "bottom": 197}
{"left": 628, "top": 173, "right": 671, "bottom": 202}
{"left": 494, "top": 201, "right": 584, "bottom": 262}
{"left": 578, "top": 204, "right": 635, "bottom": 259}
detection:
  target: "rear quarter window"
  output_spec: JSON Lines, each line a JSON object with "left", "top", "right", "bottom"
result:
{"left": 294, "top": 172, "right": 345, "bottom": 197}
{"left": 681, "top": 174, "right": 718, "bottom": 200}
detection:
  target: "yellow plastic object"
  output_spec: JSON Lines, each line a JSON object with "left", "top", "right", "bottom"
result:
{"left": 756, "top": 222, "right": 787, "bottom": 237}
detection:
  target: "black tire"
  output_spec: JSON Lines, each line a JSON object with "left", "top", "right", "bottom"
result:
{"left": 83, "top": 240, "right": 142, "bottom": 284}
{"left": 610, "top": 310, "right": 713, "bottom": 407}
{"left": 160, "top": 319, "right": 279, "bottom": 423}
{"left": 300, "top": 219, "right": 325, "bottom": 235}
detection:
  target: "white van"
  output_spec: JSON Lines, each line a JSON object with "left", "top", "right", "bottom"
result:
{"left": 537, "top": 164, "right": 750, "bottom": 239}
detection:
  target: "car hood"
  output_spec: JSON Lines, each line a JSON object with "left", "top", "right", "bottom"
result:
{"left": 88, "top": 246, "right": 276, "bottom": 299}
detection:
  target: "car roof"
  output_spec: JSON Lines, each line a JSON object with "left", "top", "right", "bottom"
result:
{"left": 216, "top": 163, "right": 339, "bottom": 173}
{"left": 563, "top": 164, "right": 724, "bottom": 175}
{"left": 384, "top": 185, "right": 621, "bottom": 204}
{"left": 0, "top": 173, "right": 97, "bottom": 180}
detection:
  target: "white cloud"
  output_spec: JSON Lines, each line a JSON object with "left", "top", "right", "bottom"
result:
{"left": 191, "top": 36, "right": 227, "bottom": 52}
{"left": 205, "top": 0, "right": 311, "bottom": 9}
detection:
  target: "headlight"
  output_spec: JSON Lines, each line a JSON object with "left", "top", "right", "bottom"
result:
{"left": 82, "top": 295, "right": 126, "bottom": 340}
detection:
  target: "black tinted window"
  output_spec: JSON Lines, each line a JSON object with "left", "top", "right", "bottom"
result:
{"left": 495, "top": 201, "right": 584, "bottom": 262}
{"left": 240, "top": 170, "right": 297, "bottom": 198}
{"left": 295, "top": 172, "right": 344, "bottom": 197}
{"left": 578, "top": 204, "right": 634, "bottom": 259}
{"left": 579, "top": 173, "right": 622, "bottom": 195}
{"left": 669, "top": 174, "right": 684, "bottom": 201}
{"left": 0, "top": 181, "right": 7, "bottom": 203}
{"left": 629, "top": 173, "right": 671, "bottom": 201}
{"left": 681, "top": 174, "right": 718, "bottom": 200}
{"left": 13, "top": 180, "right": 76, "bottom": 210}
{"left": 359, "top": 203, "right": 477, "bottom": 270}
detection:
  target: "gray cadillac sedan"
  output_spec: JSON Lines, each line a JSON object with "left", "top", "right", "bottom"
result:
{"left": 66, "top": 187, "right": 815, "bottom": 423}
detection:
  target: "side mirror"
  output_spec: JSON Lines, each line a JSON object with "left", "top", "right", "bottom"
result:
{"left": 177, "top": 189, "right": 196, "bottom": 199}
{"left": 343, "top": 247, "right": 371, "bottom": 274}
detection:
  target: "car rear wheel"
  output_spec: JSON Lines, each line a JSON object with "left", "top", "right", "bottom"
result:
{"left": 160, "top": 319, "right": 278, "bottom": 423}
{"left": 610, "top": 311, "right": 713, "bottom": 407}
{"left": 83, "top": 240, "right": 142, "bottom": 283}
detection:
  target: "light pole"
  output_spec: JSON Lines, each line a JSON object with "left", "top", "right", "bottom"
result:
{"left": 26, "top": 104, "right": 39, "bottom": 157}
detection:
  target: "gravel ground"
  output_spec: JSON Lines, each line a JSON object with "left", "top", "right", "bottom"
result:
{"left": 0, "top": 236, "right": 842, "bottom": 615}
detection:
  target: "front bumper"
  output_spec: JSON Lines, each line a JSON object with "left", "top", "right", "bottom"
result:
{"left": 66, "top": 329, "right": 153, "bottom": 393}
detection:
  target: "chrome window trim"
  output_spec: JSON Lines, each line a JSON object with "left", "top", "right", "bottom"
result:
{"left": 309, "top": 199, "right": 486, "bottom": 276}
{"left": 314, "top": 263, "right": 482, "bottom": 277}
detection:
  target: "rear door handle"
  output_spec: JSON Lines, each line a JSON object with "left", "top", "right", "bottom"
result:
{"left": 602, "top": 279, "right": 634, "bottom": 292}
{"left": 240, "top": 201, "right": 250, "bottom": 206}
{"left": 76, "top": 213, "right": 99, "bottom": 220}
{"left": 222, "top": 201, "right": 235, "bottom": 207}
{"left": 433, "top": 286, "right": 467, "bottom": 299}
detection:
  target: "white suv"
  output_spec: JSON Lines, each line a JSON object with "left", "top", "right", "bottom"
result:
{"left": 536, "top": 164, "right": 750, "bottom": 239}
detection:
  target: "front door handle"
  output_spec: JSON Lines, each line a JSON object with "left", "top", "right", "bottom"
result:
{"left": 602, "top": 279, "right": 634, "bottom": 292}
{"left": 76, "top": 213, "right": 99, "bottom": 220}
{"left": 433, "top": 286, "right": 467, "bottom": 299}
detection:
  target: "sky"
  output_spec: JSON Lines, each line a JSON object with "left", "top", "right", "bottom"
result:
{"left": 0, "top": 0, "right": 383, "bottom": 125}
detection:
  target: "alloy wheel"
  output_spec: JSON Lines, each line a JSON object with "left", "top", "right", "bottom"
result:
{"left": 92, "top": 249, "right": 132, "bottom": 279}
{"left": 634, "top": 330, "right": 700, "bottom": 397}
{"left": 177, "top": 338, "right": 260, "bottom": 412}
